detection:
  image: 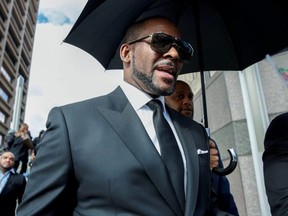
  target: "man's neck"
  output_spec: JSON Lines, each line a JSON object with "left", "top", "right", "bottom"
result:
{"left": 0, "top": 167, "right": 11, "bottom": 174}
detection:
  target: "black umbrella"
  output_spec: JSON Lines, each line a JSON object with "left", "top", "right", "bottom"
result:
{"left": 65, "top": 0, "right": 288, "bottom": 126}
{"left": 64, "top": 0, "right": 288, "bottom": 175}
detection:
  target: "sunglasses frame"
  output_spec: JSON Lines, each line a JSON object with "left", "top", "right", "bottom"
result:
{"left": 128, "top": 32, "right": 194, "bottom": 63}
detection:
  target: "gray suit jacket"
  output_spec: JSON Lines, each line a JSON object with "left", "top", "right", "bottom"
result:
{"left": 17, "top": 87, "right": 229, "bottom": 216}
{"left": 0, "top": 172, "right": 26, "bottom": 216}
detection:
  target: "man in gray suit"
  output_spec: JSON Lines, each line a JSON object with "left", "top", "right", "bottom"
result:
{"left": 17, "top": 17, "right": 233, "bottom": 216}
{"left": 0, "top": 151, "right": 26, "bottom": 216}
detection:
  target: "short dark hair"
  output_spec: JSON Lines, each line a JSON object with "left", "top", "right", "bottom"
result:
{"left": 123, "top": 16, "right": 173, "bottom": 44}
{"left": 123, "top": 20, "right": 144, "bottom": 44}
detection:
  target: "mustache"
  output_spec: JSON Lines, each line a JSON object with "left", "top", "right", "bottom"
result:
{"left": 155, "top": 60, "right": 176, "bottom": 68}
{"left": 154, "top": 60, "right": 177, "bottom": 75}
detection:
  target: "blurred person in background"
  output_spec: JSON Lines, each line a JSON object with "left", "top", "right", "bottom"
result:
{"left": 263, "top": 112, "right": 288, "bottom": 216}
{"left": 0, "top": 151, "right": 26, "bottom": 216}
{"left": 165, "top": 80, "right": 239, "bottom": 215}
{"left": 29, "top": 130, "right": 45, "bottom": 167}
{"left": 5, "top": 123, "right": 34, "bottom": 174}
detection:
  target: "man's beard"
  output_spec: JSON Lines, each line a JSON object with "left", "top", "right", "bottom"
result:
{"left": 132, "top": 56, "right": 174, "bottom": 96}
{"left": 1, "top": 166, "right": 13, "bottom": 172}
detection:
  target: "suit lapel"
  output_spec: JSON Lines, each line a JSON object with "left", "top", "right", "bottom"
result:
{"left": 169, "top": 109, "right": 200, "bottom": 216}
{"left": 1, "top": 174, "right": 17, "bottom": 195}
{"left": 97, "top": 87, "right": 183, "bottom": 216}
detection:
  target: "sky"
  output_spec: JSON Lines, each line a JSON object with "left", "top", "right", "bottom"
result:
{"left": 25, "top": 0, "right": 123, "bottom": 137}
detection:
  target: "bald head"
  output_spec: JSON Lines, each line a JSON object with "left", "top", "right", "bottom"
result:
{"left": 165, "top": 80, "right": 194, "bottom": 118}
{"left": 0, "top": 151, "right": 15, "bottom": 173}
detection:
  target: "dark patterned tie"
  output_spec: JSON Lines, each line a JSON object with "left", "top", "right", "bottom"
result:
{"left": 147, "top": 99, "right": 185, "bottom": 208}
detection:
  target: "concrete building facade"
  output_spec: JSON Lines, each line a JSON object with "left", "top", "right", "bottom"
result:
{"left": 179, "top": 51, "right": 288, "bottom": 215}
{"left": 0, "top": 0, "right": 40, "bottom": 146}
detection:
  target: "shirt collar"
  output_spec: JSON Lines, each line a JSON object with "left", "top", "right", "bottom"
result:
{"left": 10, "top": 168, "right": 16, "bottom": 174}
{"left": 120, "top": 81, "right": 166, "bottom": 112}
{"left": 0, "top": 168, "right": 15, "bottom": 176}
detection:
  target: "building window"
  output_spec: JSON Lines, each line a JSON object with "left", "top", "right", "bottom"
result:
{"left": 0, "top": 135, "right": 2, "bottom": 148}
{"left": 0, "top": 87, "right": 9, "bottom": 102}
{"left": 0, "top": 111, "right": 5, "bottom": 123}
{"left": 1, "top": 66, "right": 12, "bottom": 83}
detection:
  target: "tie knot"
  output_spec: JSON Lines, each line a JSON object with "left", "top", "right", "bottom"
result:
{"left": 147, "top": 99, "right": 163, "bottom": 111}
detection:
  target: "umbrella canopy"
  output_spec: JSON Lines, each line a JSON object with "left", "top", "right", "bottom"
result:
{"left": 64, "top": 0, "right": 288, "bottom": 129}
{"left": 64, "top": 0, "right": 288, "bottom": 74}
{"left": 64, "top": 0, "right": 288, "bottom": 175}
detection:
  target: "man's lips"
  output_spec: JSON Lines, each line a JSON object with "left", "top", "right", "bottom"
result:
{"left": 156, "top": 65, "right": 176, "bottom": 77}
{"left": 182, "top": 107, "right": 193, "bottom": 112}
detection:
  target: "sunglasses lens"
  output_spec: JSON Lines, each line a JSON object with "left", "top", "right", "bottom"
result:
{"left": 151, "top": 33, "right": 193, "bottom": 63}
{"left": 151, "top": 33, "right": 173, "bottom": 54}
{"left": 177, "top": 41, "right": 193, "bottom": 63}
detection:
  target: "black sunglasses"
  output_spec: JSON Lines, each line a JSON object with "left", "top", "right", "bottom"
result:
{"left": 128, "top": 32, "right": 194, "bottom": 63}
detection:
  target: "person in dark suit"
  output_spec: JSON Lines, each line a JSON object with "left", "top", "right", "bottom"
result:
{"left": 5, "top": 123, "right": 34, "bottom": 174}
{"left": 29, "top": 130, "right": 45, "bottom": 167}
{"left": 164, "top": 80, "right": 219, "bottom": 168}
{"left": 263, "top": 112, "right": 288, "bottom": 216}
{"left": 165, "top": 80, "right": 239, "bottom": 215}
{"left": 0, "top": 151, "right": 26, "bottom": 216}
{"left": 17, "top": 17, "right": 233, "bottom": 215}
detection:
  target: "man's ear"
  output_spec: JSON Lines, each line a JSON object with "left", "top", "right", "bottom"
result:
{"left": 120, "top": 44, "right": 131, "bottom": 63}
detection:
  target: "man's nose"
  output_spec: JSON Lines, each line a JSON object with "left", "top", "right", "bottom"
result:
{"left": 163, "top": 46, "right": 180, "bottom": 62}
{"left": 183, "top": 97, "right": 192, "bottom": 104}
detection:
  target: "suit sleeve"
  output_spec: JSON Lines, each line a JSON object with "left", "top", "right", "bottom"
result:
{"left": 211, "top": 141, "right": 239, "bottom": 215}
{"left": 198, "top": 127, "right": 235, "bottom": 216}
{"left": 17, "top": 175, "right": 27, "bottom": 204}
{"left": 263, "top": 146, "right": 288, "bottom": 216}
{"left": 209, "top": 188, "right": 235, "bottom": 216}
{"left": 17, "top": 107, "right": 77, "bottom": 216}
{"left": 5, "top": 132, "right": 15, "bottom": 149}
{"left": 263, "top": 112, "right": 288, "bottom": 216}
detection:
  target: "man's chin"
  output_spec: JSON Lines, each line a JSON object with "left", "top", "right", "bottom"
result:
{"left": 182, "top": 111, "right": 193, "bottom": 118}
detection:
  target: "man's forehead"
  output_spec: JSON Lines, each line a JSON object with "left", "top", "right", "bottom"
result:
{"left": 141, "top": 17, "right": 180, "bottom": 38}
{"left": 2, "top": 152, "right": 14, "bottom": 158}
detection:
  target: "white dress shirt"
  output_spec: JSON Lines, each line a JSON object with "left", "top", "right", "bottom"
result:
{"left": 0, "top": 169, "right": 14, "bottom": 193}
{"left": 120, "top": 81, "right": 187, "bottom": 195}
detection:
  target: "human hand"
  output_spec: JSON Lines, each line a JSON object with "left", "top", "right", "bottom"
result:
{"left": 31, "top": 151, "right": 36, "bottom": 160}
{"left": 21, "top": 133, "right": 29, "bottom": 140}
{"left": 209, "top": 139, "right": 219, "bottom": 170}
